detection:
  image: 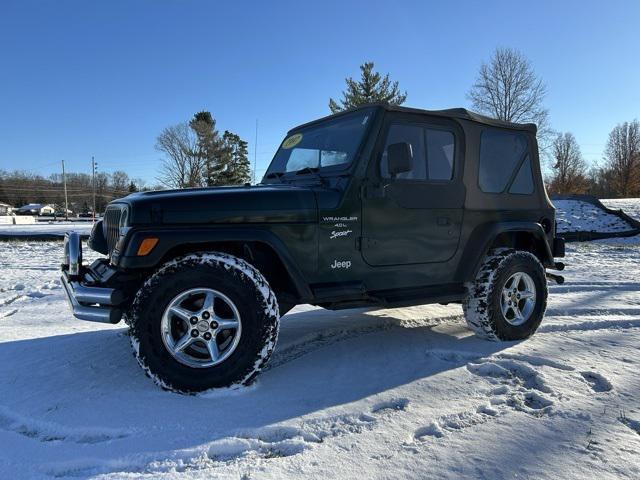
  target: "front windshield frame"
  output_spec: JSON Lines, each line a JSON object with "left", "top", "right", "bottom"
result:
{"left": 263, "top": 107, "right": 377, "bottom": 180}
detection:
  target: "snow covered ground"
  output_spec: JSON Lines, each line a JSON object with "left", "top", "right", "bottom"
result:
{"left": 0, "top": 221, "right": 93, "bottom": 237}
{"left": 602, "top": 198, "right": 640, "bottom": 221}
{"left": 554, "top": 199, "right": 635, "bottom": 234}
{"left": 1, "top": 223, "right": 640, "bottom": 478}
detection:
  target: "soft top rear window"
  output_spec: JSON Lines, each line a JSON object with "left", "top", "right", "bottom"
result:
{"left": 479, "top": 129, "right": 531, "bottom": 194}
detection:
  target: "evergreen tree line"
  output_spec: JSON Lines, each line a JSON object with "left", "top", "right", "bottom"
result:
{"left": 0, "top": 169, "right": 145, "bottom": 213}
{"left": 157, "top": 111, "right": 251, "bottom": 188}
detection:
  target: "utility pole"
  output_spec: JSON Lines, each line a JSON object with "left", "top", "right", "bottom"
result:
{"left": 253, "top": 119, "right": 258, "bottom": 184}
{"left": 62, "top": 160, "right": 69, "bottom": 220}
{"left": 92, "top": 156, "right": 97, "bottom": 222}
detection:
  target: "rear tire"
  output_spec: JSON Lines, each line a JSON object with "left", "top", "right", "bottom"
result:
{"left": 129, "top": 252, "right": 279, "bottom": 393}
{"left": 463, "top": 248, "right": 547, "bottom": 341}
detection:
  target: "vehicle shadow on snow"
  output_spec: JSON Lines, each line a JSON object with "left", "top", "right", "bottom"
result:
{"left": 0, "top": 307, "right": 512, "bottom": 461}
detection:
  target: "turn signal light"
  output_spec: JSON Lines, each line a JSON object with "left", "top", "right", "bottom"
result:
{"left": 137, "top": 237, "right": 159, "bottom": 256}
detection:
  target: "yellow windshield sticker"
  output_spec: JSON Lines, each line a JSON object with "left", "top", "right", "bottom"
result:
{"left": 282, "top": 133, "right": 303, "bottom": 149}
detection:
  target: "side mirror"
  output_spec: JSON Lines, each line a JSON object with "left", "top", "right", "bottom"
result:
{"left": 387, "top": 142, "right": 413, "bottom": 176}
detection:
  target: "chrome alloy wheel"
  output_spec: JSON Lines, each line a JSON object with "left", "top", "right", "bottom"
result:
{"left": 161, "top": 288, "right": 242, "bottom": 368}
{"left": 500, "top": 272, "right": 536, "bottom": 326}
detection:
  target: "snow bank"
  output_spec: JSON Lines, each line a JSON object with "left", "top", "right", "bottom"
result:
{"left": 554, "top": 199, "right": 632, "bottom": 233}
{"left": 0, "top": 221, "right": 92, "bottom": 238}
{"left": 601, "top": 198, "right": 640, "bottom": 221}
{"left": 0, "top": 216, "right": 37, "bottom": 225}
{"left": 13, "top": 216, "right": 37, "bottom": 225}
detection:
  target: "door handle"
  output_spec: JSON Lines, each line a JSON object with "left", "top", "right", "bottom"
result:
{"left": 437, "top": 216, "right": 451, "bottom": 226}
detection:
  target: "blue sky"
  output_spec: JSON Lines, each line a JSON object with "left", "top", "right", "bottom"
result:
{"left": 1, "top": 0, "right": 638, "bottom": 184}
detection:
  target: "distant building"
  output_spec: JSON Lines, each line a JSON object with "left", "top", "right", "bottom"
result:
{"left": 15, "top": 203, "right": 56, "bottom": 216}
{"left": 55, "top": 207, "right": 73, "bottom": 216}
{"left": 0, "top": 203, "right": 11, "bottom": 216}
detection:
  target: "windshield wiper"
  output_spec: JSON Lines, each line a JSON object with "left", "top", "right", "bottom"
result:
{"left": 294, "top": 166, "right": 320, "bottom": 175}
{"left": 264, "top": 171, "right": 285, "bottom": 182}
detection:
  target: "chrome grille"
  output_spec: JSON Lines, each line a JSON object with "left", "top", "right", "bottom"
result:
{"left": 103, "top": 205, "right": 125, "bottom": 254}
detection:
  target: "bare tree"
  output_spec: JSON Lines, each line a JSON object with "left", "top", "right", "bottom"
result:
{"left": 604, "top": 120, "right": 640, "bottom": 197}
{"left": 110, "top": 170, "right": 130, "bottom": 194}
{"left": 156, "top": 123, "right": 204, "bottom": 188}
{"left": 468, "top": 48, "right": 553, "bottom": 150}
{"left": 548, "top": 132, "right": 588, "bottom": 194}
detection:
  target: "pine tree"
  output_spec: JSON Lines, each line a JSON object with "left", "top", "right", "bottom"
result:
{"left": 329, "top": 62, "right": 407, "bottom": 114}
{"left": 217, "top": 131, "right": 251, "bottom": 185}
{"left": 128, "top": 181, "right": 138, "bottom": 193}
{"left": 189, "top": 111, "right": 222, "bottom": 186}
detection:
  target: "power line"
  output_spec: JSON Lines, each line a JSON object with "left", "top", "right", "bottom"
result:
{"left": 62, "top": 160, "right": 69, "bottom": 220}
{"left": 92, "top": 156, "right": 97, "bottom": 220}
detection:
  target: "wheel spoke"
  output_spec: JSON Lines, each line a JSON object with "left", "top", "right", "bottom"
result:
{"left": 512, "top": 273, "right": 522, "bottom": 290}
{"left": 501, "top": 304, "right": 510, "bottom": 317}
{"left": 173, "top": 333, "right": 194, "bottom": 353}
{"left": 513, "top": 308, "right": 524, "bottom": 323}
{"left": 216, "top": 318, "right": 239, "bottom": 330}
{"left": 170, "top": 306, "right": 194, "bottom": 322}
{"left": 202, "top": 291, "right": 216, "bottom": 312}
{"left": 206, "top": 340, "right": 219, "bottom": 361}
{"left": 520, "top": 291, "right": 535, "bottom": 299}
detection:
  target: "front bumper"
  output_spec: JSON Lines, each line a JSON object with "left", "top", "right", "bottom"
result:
{"left": 61, "top": 232, "right": 124, "bottom": 324}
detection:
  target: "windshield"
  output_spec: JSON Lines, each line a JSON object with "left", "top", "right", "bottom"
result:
{"left": 264, "top": 109, "right": 373, "bottom": 178}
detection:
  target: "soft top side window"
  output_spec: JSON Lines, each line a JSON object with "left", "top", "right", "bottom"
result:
{"left": 479, "top": 129, "right": 532, "bottom": 194}
{"left": 509, "top": 155, "right": 535, "bottom": 194}
{"left": 381, "top": 123, "right": 455, "bottom": 181}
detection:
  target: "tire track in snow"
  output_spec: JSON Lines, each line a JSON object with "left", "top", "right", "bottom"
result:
{"left": 45, "top": 404, "right": 407, "bottom": 478}
{"left": 0, "top": 405, "right": 132, "bottom": 444}
{"left": 539, "top": 318, "right": 640, "bottom": 333}
{"left": 550, "top": 284, "right": 640, "bottom": 293}
{"left": 266, "top": 314, "right": 464, "bottom": 371}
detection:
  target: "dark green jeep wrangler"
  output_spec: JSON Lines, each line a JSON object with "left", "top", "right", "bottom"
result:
{"left": 61, "top": 104, "right": 565, "bottom": 393}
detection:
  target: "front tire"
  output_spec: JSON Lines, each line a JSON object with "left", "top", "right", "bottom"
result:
{"left": 129, "top": 252, "right": 279, "bottom": 393}
{"left": 463, "top": 248, "right": 547, "bottom": 341}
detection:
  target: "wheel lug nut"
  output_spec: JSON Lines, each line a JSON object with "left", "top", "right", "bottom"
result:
{"left": 202, "top": 311, "right": 210, "bottom": 320}
{"left": 190, "top": 329, "right": 199, "bottom": 337}
{"left": 190, "top": 317, "right": 198, "bottom": 325}
{"left": 203, "top": 332, "right": 212, "bottom": 341}
{"left": 210, "top": 321, "right": 218, "bottom": 329}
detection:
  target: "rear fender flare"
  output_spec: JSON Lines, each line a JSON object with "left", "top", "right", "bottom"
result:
{"left": 456, "top": 221, "right": 554, "bottom": 282}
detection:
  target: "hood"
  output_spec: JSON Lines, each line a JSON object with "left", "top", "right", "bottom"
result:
{"left": 115, "top": 184, "right": 318, "bottom": 225}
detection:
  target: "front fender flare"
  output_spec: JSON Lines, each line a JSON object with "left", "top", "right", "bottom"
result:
{"left": 117, "top": 227, "right": 313, "bottom": 301}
